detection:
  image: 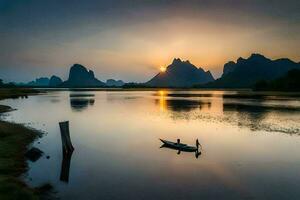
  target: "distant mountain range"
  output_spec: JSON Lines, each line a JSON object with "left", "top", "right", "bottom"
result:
{"left": 106, "top": 79, "right": 124, "bottom": 87}
{"left": 27, "top": 77, "right": 50, "bottom": 87}
{"left": 203, "top": 53, "right": 300, "bottom": 88}
{"left": 146, "top": 58, "right": 214, "bottom": 87}
{"left": 17, "top": 64, "right": 124, "bottom": 88}
{"left": 8, "top": 53, "right": 300, "bottom": 89}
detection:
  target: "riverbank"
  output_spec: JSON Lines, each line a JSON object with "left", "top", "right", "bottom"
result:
{"left": 0, "top": 88, "right": 40, "bottom": 100}
{"left": 0, "top": 88, "right": 48, "bottom": 200}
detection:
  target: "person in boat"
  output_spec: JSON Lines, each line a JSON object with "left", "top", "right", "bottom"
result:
{"left": 195, "top": 139, "right": 202, "bottom": 158}
{"left": 177, "top": 139, "right": 181, "bottom": 154}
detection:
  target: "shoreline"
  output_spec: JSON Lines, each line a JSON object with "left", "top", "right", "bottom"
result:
{"left": 0, "top": 88, "right": 50, "bottom": 200}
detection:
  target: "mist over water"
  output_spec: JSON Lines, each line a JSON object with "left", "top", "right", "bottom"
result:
{"left": 1, "top": 90, "right": 300, "bottom": 200}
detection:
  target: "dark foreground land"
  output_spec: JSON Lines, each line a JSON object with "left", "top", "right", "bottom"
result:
{"left": 0, "top": 88, "right": 49, "bottom": 200}
{"left": 0, "top": 88, "right": 40, "bottom": 100}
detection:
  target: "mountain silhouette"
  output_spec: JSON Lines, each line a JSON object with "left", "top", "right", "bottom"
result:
{"left": 21, "top": 75, "right": 62, "bottom": 87}
{"left": 61, "top": 64, "right": 105, "bottom": 87}
{"left": 205, "top": 53, "right": 300, "bottom": 88}
{"left": 146, "top": 58, "right": 214, "bottom": 87}
{"left": 254, "top": 69, "right": 300, "bottom": 91}
{"left": 106, "top": 79, "right": 124, "bottom": 87}
{"left": 27, "top": 77, "right": 50, "bottom": 86}
{"left": 49, "top": 75, "right": 63, "bottom": 87}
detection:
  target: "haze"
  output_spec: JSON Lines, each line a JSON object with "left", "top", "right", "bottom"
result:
{"left": 1, "top": 0, "right": 300, "bottom": 82}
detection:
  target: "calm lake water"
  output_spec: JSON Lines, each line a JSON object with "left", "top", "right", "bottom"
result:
{"left": 1, "top": 90, "right": 300, "bottom": 200}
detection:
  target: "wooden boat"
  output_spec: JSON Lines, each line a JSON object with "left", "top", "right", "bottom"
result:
{"left": 160, "top": 139, "right": 198, "bottom": 152}
{"left": 160, "top": 139, "right": 187, "bottom": 146}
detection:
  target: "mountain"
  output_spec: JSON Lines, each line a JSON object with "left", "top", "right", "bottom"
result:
{"left": 61, "top": 64, "right": 106, "bottom": 87}
{"left": 254, "top": 69, "right": 300, "bottom": 91}
{"left": 106, "top": 79, "right": 124, "bottom": 87}
{"left": 206, "top": 53, "right": 300, "bottom": 88}
{"left": 27, "top": 77, "right": 50, "bottom": 86}
{"left": 17, "top": 75, "right": 63, "bottom": 87}
{"left": 146, "top": 58, "right": 214, "bottom": 87}
{"left": 49, "top": 75, "right": 63, "bottom": 87}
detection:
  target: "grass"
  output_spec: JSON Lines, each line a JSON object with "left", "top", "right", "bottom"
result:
{"left": 0, "top": 88, "right": 48, "bottom": 200}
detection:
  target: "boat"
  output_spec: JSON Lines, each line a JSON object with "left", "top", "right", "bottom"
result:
{"left": 159, "top": 139, "right": 198, "bottom": 152}
{"left": 160, "top": 139, "right": 187, "bottom": 146}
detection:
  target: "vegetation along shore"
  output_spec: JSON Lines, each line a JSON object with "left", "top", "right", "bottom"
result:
{"left": 0, "top": 88, "right": 51, "bottom": 200}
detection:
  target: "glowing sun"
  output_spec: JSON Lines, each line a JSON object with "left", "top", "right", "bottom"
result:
{"left": 160, "top": 66, "right": 166, "bottom": 72}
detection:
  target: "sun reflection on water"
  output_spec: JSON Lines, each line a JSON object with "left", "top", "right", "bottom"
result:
{"left": 158, "top": 90, "right": 167, "bottom": 112}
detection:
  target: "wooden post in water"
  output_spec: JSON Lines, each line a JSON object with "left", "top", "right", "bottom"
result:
{"left": 59, "top": 121, "right": 74, "bottom": 154}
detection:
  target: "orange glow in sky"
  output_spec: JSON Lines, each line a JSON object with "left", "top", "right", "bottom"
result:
{"left": 1, "top": 0, "right": 300, "bottom": 83}
{"left": 160, "top": 66, "right": 167, "bottom": 72}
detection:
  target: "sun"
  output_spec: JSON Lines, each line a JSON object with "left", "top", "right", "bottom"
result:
{"left": 160, "top": 66, "right": 166, "bottom": 72}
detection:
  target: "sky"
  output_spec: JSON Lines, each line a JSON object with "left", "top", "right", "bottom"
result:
{"left": 0, "top": 0, "right": 300, "bottom": 82}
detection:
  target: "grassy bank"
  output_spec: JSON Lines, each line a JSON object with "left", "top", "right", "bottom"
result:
{"left": 0, "top": 88, "right": 46, "bottom": 200}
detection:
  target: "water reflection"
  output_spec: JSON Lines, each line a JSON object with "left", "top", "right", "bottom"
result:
{"left": 160, "top": 144, "right": 202, "bottom": 158}
{"left": 223, "top": 102, "right": 300, "bottom": 113}
{"left": 153, "top": 90, "right": 300, "bottom": 134}
{"left": 155, "top": 90, "right": 212, "bottom": 112}
{"left": 50, "top": 98, "right": 61, "bottom": 104}
{"left": 153, "top": 92, "right": 215, "bottom": 98}
{"left": 4, "top": 90, "right": 300, "bottom": 199}
{"left": 223, "top": 102, "right": 268, "bottom": 122}
{"left": 160, "top": 143, "right": 202, "bottom": 159}
{"left": 155, "top": 99, "right": 211, "bottom": 112}
{"left": 60, "top": 151, "right": 73, "bottom": 183}
{"left": 154, "top": 90, "right": 300, "bottom": 114}
{"left": 69, "top": 93, "right": 95, "bottom": 111}
{"left": 106, "top": 92, "right": 142, "bottom": 102}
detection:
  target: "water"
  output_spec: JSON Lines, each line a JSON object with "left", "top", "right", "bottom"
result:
{"left": 1, "top": 90, "right": 300, "bottom": 200}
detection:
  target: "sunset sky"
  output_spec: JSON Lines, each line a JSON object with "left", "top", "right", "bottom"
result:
{"left": 1, "top": 0, "right": 300, "bottom": 82}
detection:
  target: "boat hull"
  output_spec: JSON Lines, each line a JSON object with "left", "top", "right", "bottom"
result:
{"left": 160, "top": 139, "right": 198, "bottom": 152}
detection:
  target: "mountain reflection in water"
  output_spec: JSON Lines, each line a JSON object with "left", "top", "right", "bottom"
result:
{"left": 4, "top": 90, "right": 300, "bottom": 200}
{"left": 154, "top": 90, "right": 300, "bottom": 134}
{"left": 155, "top": 99, "right": 211, "bottom": 112}
{"left": 69, "top": 93, "right": 95, "bottom": 111}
